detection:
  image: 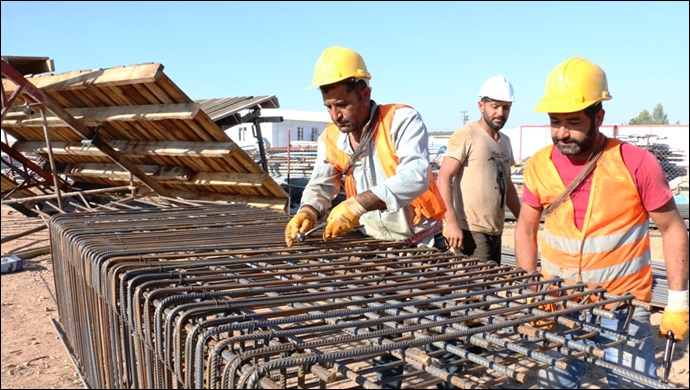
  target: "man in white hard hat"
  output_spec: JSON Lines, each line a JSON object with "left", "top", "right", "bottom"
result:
{"left": 437, "top": 75, "right": 521, "bottom": 264}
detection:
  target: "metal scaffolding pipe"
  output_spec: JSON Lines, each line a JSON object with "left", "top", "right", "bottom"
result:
{"left": 1, "top": 185, "right": 136, "bottom": 205}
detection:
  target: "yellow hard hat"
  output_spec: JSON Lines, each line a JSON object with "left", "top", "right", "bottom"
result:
{"left": 535, "top": 57, "right": 612, "bottom": 113}
{"left": 308, "top": 46, "right": 371, "bottom": 89}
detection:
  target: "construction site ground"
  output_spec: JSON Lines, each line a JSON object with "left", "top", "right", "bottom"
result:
{"left": 1, "top": 206, "right": 688, "bottom": 389}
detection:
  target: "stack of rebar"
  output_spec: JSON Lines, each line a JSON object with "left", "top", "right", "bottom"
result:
{"left": 48, "top": 204, "right": 678, "bottom": 389}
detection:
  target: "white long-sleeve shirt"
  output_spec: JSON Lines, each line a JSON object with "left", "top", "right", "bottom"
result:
{"left": 301, "top": 102, "right": 438, "bottom": 242}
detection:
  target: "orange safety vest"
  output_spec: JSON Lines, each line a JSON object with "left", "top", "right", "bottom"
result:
{"left": 322, "top": 104, "right": 446, "bottom": 225}
{"left": 524, "top": 138, "right": 652, "bottom": 302}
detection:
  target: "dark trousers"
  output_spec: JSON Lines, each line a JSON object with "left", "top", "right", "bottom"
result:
{"left": 459, "top": 230, "right": 502, "bottom": 265}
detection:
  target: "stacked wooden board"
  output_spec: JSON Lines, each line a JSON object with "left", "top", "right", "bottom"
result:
{"left": 2, "top": 62, "right": 289, "bottom": 210}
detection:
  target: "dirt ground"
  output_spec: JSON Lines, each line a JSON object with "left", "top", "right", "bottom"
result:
{"left": 1, "top": 207, "right": 688, "bottom": 389}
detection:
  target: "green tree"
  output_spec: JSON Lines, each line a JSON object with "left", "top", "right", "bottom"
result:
{"left": 627, "top": 103, "right": 670, "bottom": 125}
{"left": 651, "top": 103, "right": 669, "bottom": 124}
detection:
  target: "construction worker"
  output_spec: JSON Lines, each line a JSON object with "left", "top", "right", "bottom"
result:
{"left": 284, "top": 46, "right": 447, "bottom": 250}
{"left": 515, "top": 56, "right": 689, "bottom": 388}
{"left": 437, "top": 75, "right": 521, "bottom": 264}
{"left": 284, "top": 46, "right": 454, "bottom": 388}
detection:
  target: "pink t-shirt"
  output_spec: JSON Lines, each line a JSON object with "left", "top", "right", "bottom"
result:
{"left": 522, "top": 142, "right": 673, "bottom": 230}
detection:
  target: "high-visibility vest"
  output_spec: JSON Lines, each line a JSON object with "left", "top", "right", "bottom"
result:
{"left": 323, "top": 104, "right": 446, "bottom": 225}
{"left": 524, "top": 138, "right": 652, "bottom": 302}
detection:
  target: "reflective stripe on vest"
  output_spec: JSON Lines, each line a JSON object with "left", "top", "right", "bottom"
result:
{"left": 541, "top": 243, "right": 651, "bottom": 284}
{"left": 323, "top": 104, "right": 446, "bottom": 224}
{"left": 524, "top": 138, "right": 652, "bottom": 301}
{"left": 542, "top": 221, "right": 649, "bottom": 255}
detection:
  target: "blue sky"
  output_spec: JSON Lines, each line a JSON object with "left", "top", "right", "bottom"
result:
{"left": 2, "top": 1, "right": 688, "bottom": 132}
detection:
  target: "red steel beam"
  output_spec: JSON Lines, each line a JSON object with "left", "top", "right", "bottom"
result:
{"left": 1, "top": 141, "right": 71, "bottom": 191}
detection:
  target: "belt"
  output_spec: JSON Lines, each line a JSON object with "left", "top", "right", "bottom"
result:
{"left": 405, "top": 220, "right": 443, "bottom": 245}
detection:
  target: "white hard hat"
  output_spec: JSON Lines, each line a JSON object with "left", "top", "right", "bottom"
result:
{"left": 478, "top": 75, "right": 516, "bottom": 102}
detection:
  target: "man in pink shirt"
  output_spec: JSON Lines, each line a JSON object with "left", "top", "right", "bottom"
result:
{"left": 515, "top": 56, "right": 688, "bottom": 388}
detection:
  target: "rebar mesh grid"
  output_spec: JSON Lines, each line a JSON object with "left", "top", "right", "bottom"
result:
{"left": 48, "top": 204, "right": 676, "bottom": 389}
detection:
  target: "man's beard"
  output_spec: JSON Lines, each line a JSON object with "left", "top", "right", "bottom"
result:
{"left": 553, "top": 121, "right": 597, "bottom": 156}
{"left": 483, "top": 111, "right": 506, "bottom": 132}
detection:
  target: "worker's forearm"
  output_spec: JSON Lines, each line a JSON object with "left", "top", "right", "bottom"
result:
{"left": 443, "top": 209, "right": 459, "bottom": 226}
{"left": 354, "top": 190, "right": 387, "bottom": 212}
{"left": 506, "top": 188, "right": 521, "bottom": 218}
{"left": 662, "top": 223, "right": 689, "bottom": 291}
{"left": 515, "top": 225, "right": 539, "bottom": 272}
{"left": 437, "top": 175, "right": 457, "bottom": 225}
{"left": 440, "top": 190, "right": 459, "bottom": 226}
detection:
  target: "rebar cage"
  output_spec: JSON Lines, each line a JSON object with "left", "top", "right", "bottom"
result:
{"left": 48, "top": 203, "right": 676, "bottom": 389}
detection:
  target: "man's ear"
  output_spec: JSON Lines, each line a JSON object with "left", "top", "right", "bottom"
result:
{"left": 596, "top": 109, "right": 605, "bottom": 127}
{"left": 362, "top": 86, "right": 371, "bottom": 100}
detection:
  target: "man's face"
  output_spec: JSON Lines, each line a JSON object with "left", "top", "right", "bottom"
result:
{"left": 321, "top": 83, "right": 371, "bottom": 134}
{"left": 479, "top": 99, "right": 512, "bottom": 131}
{"left": 549, "top": 109, "right": 602, "bottom": 158}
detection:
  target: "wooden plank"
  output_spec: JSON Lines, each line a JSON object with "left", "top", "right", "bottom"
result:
{"left": 1, "top": 175, "right": 42, "bottom": 198}
{"left": 70, "top": 84, "right": 119, "bottom": 107}
{"left": 187, "top": 172, "right": 267, "bottom": 187}
{"left": 14, "top": 140, "right": 239, "bottom": 158}
{"left": 65, "top": 163, "right": 191, "bottom": 180}
{"left": 1, "top": 56, "right": 54, "bottom": 75}
{"left": 1, "top": 61, "right": 173, "bottom": 197}
{"left": 155, "top": 73, "right": 192, "bottom": 104}
{"left": 2, "top": 103, "right": 201, "bottom": 127}
{"left": 130, "top": 83, "right": 161, "bottom": 103}
{"left": 169, "top": 189, "right": 288, "bottom": 211}
{"left": 2, "top": 63, "right": 163, "bottom": 93}
{"left": 194, "top": 112, "right": 231, "bottom": 142}
{"left": 143, "top": 81, "right": 175, "bottom": 104}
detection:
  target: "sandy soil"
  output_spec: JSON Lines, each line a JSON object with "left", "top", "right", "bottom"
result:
{"left": 1, "top": 208, "right": 688, "bottom": 389}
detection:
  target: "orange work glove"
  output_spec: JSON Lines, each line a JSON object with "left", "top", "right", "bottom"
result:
{"left": 526, "top": 296, "right": 557, "bottom": 330}
{"left": 323, "top": 197, "right": 367, "bottom": 241}
{"left": 659, "top": 290, "right": 689, "bottom": 341}
{"left": 285, "top": 208, "right": 318, "bottom": 247}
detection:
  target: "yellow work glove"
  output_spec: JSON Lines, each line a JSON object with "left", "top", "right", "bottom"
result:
{"left": 285, "top": 208, "right": 318, "bottom": 247}
{"left": 526, "top": 296, "right": 557, "bottom": 330}
{"left": 323, "top": 197, "right": 367, "bottom": 241}
{"left": 659, "top": 290, "right": 689, "bottom": 341}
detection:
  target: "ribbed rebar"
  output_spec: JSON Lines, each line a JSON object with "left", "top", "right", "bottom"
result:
{"left": 48, "top": 203, "right": 681, "bottom": 389}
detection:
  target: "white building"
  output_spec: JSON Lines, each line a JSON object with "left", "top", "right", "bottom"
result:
{"left": 504, "top": 124, "right": 689, "bottom": 167}
{"left": 226, "top": 109, "right": 331, "bottom": 149}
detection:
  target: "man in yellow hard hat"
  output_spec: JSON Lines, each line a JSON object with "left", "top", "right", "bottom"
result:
{"left": 284, "top": 46, "right": 456, "bottom": 388}
{"left": 515, "top": 56, "right": 689, "bottom": 388}
{"left": 285, "top": 46, "right": 446, "bottom": 249}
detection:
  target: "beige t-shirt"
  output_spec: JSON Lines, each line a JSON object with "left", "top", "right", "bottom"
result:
{"left": 445, "top": 122, "right": 515, "bottom": 235}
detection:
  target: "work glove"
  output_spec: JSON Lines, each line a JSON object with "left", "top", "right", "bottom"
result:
{"left": 526, "top": 296, "right": 557, "bottom": 330}
{"left": 659, "top": 290, "right": 689, "bottom": 341}
{"left": 285, "top": 208, "right": 318, "bottom": 247}
{"left": 323, "top": 197, "right": 367, "bottom": 241}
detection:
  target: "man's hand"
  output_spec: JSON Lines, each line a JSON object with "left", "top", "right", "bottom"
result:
{"left": 659, "top": 290, "right": 689, "bottom": 341}
{"left": 285, "top": 208, "right": 318, "bottom": 247}
{"left": 659, "top": 309, "right": 689, "bottom": 341}
{"left": 324, "top": 197, "right": 366, "bottom": 241}
{"left": 442, "top": 223, "right": 463, "bottom": 250}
